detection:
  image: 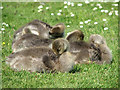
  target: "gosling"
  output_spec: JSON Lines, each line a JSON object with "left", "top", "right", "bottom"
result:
{"left": 6, "top": 38, "right": 76, "bottom": 73}
{"left": 13, "top": 19, "right": 65, "bottom": 45}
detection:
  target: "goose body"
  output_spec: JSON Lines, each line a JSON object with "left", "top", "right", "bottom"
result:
{"left": 12, "top": 19, "right": 65, "bottom": 52}
{"left": 13, "top": 19, "right": 65, "bottom": 45}
{"left": 12, "top": 33, "right": 53, "bottom": 52}
{"left": 89, "top": 34, "right": 112, "bottom": 64}
{"left": 6, "top": 38, "right": 76, "bottom": 73}
{"left": 66, "top": 30, "right": 102, "bottom": 64}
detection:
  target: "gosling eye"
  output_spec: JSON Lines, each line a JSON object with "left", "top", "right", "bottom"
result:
{"left": 57, "top": 48, "right": 60, "bottom": 52}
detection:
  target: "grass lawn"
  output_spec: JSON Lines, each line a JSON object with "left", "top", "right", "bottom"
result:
{"left": 1, "top": 2, "right": 118, "bottom": 88}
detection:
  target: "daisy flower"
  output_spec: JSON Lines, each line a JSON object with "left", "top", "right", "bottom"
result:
{"left": 1, "top": 28, "right": 5, "bottom": 31}
{"left": 104, "top": 27, "right": 108, "bottom": 30}
{"left": 85, "top": 21, "right": 88, "bottom": 24}
{"left": 101, "top": 10, "right": 105, "bottom": 12}
{"left": 80, "top": 26, "right": 83, "bottom": 28}
{"left": 115, "top": 11, "right": 118, "bottom": 16}
{"left": 59, "top": 10, "right": 62, "bottom": 12}
{"left": 93, "top": 7, "right": 97, "bottom": 11}
{"left": 57, "top": 13, "right": 61, "bottom": 16}
{"left": 51, "top": 13, "right": 54, "bottom": 16}
{"left": 71, "top": 3, "right": 74, "bottom": 6}
{"left": 77, "top": 3, "right": 82, "bottom": 6}
{"left": 104, "top": 10, "right": 108, "bottom": 13}
{"left": 67, "top": 25, "right": 70, "bottom": 27}
{"left": 71, "top": 14, "right": 75, "bottom": 17}
{"left": 108, "top": 11, "right": 113, "bottom": 16}
{"left": 64, "top": 6, "right": 67, "bottom": 8}
{"left": 0, "top": 6, "right": 3, "bottom": 9}
{"left": 85, "top": 1, "right": 90, "bottom": 4}
{"left": 64, "top": 1, "right": 67, "bottom": 4}
{"left": 67, "top": 2, "right": 71, "bottom": 5}
{"left": 94, "top": 22, "right": 98, "bottom": 24}
{"left": 46, "top": 7, "right": 49, "bottom": 10}
{"left": 38, "top": 5, "right": 43, "bottom": 9}
{"left": 103, "top": 19, "right": 107, "bottom": 21}
{"left": 80, "top": 22, "right": 83, "bottom": 24}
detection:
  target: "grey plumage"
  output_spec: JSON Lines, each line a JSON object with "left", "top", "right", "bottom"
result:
{"left": 13, "top": 19, "right": 65, "bottom": 46}
{"left": 12, "top": 33, "right": 53, "bottom": 52}
{"left": 66, "top": 30, "right": 84, "bottom": 43}
{"left": 66, "top": 30, "right": 91, "bottom": 64}
{"left": 89, "top": 34, "right": 112, "bottom": 64}
{"left": 52, "top": 38, "right": 70, "bottom": 56}
{"left": 13, "top": 19, "right": 51, "bottom": 44}
{"left": 65, "top": 30, "right": 109, "bottom": 64}
{"left": 6, "top": 38, "right": 76, "bottom": 73}
{"left": 12, "top": 19, "right": 65, "bottom": 52}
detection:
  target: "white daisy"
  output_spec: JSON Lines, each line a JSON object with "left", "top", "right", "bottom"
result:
{"left": 38, "top": 5, "right": 43, "bottom": 9}
{"left": 85, "top": 1, "right": 90, "bottom": 4}
{"left": 71, "top": 14, "right": 75, "bottom": 17}
{"left": 80, "top": 22, "right": 83, "bottom": 24}
{"left": 94, "top": 22, "right": 98, "bottom": 24}
{"left": 64, "top": 6, "right": 67, "bottom": 8}
{"left": 67, "top": 25, "right": 70, "bottom": 27}
{"left": 96, "top": 4, "right": 101, "bottom": 6}
{"left": 51, "top": 13, "right": 54, "bottom": 16}
{"left": 108, "top": 12, "right": 112, "bottom": 16}
{"left": 1, "top": 28, "right": 5, "bottom": 31}
{"left": 99, "top": 6, "right": 102, "bottom": 9}
{"left": 85, "top": 21, "right": 88, "bottom": 24}
{"left": 46, "top": 7, "right": 49, "bottom": 10}
{"left": 2, "top": 22, "right": 6, "bottom": 25}
{"left": 57, "top": 13, "right": 61, "bottom": 16}
{"left": 101, "top": 10, "right": 105, "bottom": 12}
{"left": 77, "top": 3, "right": 82, "bottom": 6}
{"left": 112, "top": 4, "right": 118, "bottom": 6}
{"left": 59, "top": 10, "right": 62, "bottom": 12}
{"left": 80, "top": 26, "right": 83, "bottom": 28}
{"left": 71, "top": 2, "right": 74, "bottom": 6}
{"left": 115, "top": 10, "right": 118, "bottom": 16}
{"left": 64, "top": 1, "right": 67, "bottom": 4}
{"left": 104, "top": 27, "right": 108, "bottom": 30}
{"left": 6, "top": 24, "right": 9, "bottom": 27}
{"left": 103, "top": 19, "right": 106, "bottom": 21}
{"left": 88, "top": 19, "right": 91, "bottom": 22}
{"left": 0, "top": 6, "right": 3, "bottom": 9}
{"left": 104, "top": 10, "right": 108, "bottom": 13}
{"left": 93, "top": 7, "right": 97, "bottom": 11}
{"left": 67, "top": 2, "right": 71, "bottom": 5}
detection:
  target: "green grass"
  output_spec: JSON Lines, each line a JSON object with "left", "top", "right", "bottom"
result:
{"left": 1, "top": 2, "right": 118, "bottom": 88}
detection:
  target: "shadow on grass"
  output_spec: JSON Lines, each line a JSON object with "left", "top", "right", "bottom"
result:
{"left": 69, "top": 65, "right": 81, "bottom": 73}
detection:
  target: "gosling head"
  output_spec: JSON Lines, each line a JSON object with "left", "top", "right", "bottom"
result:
{"left": 49, "top": 23, "right": 65, "bottom": 39}
{"left": 89, "top": 34, "right": 107, "bottom": 47}
{"left": 52, "top": 38, "right": 70, "bottom": 56}
{"left": 66, "top": 30, "right": 84, "bottom": 42}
